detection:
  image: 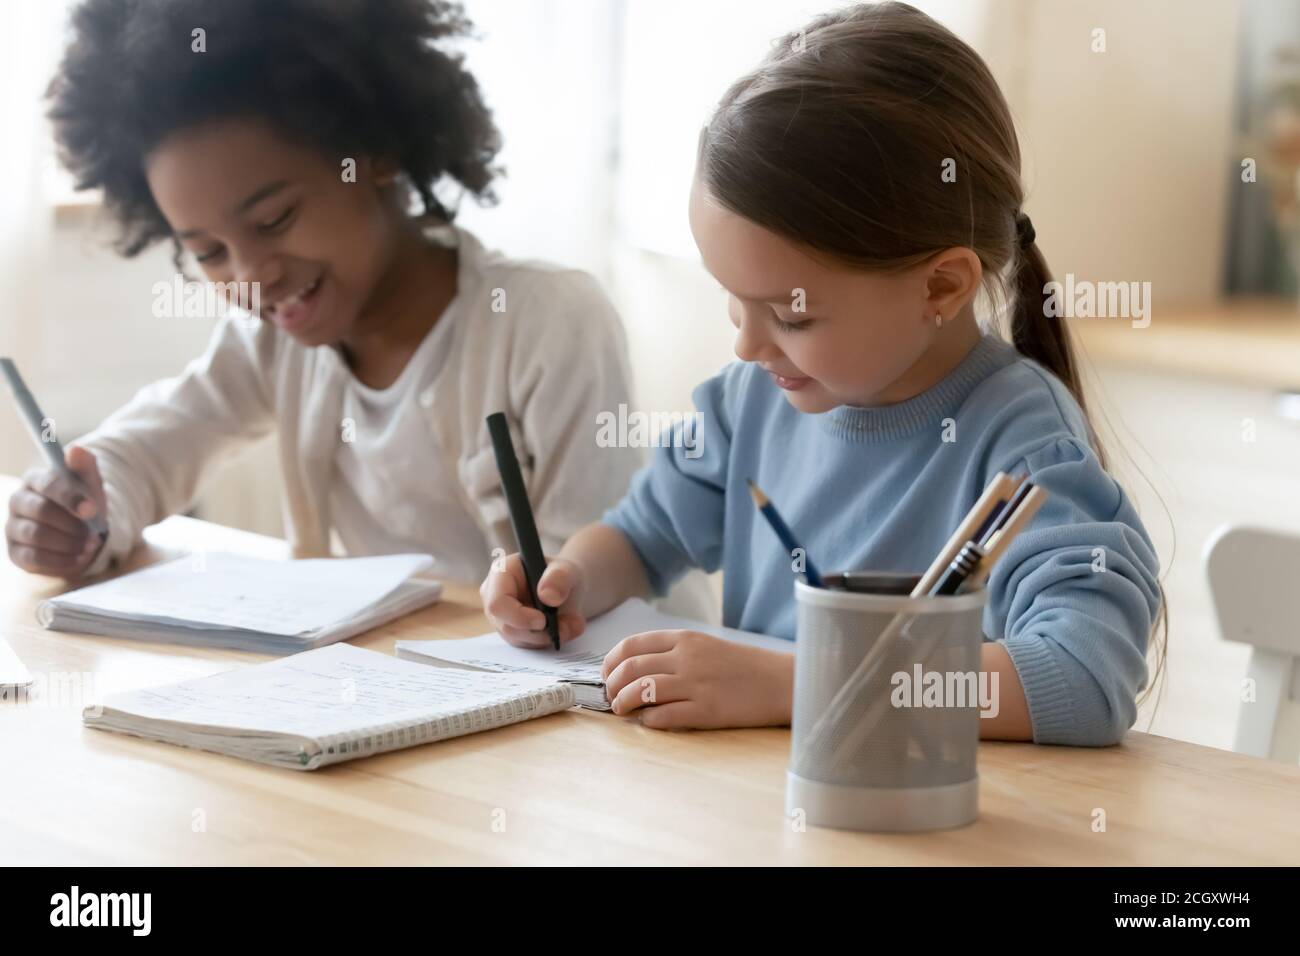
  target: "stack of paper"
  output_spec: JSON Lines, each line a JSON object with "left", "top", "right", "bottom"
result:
{"left": 38, "top": 552, "right": 441, "bottom": 654}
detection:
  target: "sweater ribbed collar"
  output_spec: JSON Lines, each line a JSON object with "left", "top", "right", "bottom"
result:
{"left": 818, "top": 334, "right": 1019, "bottom": 443}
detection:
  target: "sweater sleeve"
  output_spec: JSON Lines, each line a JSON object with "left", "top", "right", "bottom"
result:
{"left": 983, "top": 435, "right": 1161, "bottom": 746}
{"left": 504, "top": 269, "right": 644, "bottom": 555}
{"left": 78, "top": 317, "right": 278, "bottom": 575}
{"left": 601, "top": 368, "right": 732, "bottom": 596}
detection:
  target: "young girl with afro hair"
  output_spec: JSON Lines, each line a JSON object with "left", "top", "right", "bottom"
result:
{"left": 9, "top": 0, "right": 640, "bottom": 587}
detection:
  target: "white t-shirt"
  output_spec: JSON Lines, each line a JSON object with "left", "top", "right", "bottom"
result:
{"left": 330, "top": 251, "right": 492, "bottom": 584}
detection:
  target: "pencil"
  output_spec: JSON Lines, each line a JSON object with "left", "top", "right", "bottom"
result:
{"left": 746, "top": 479, "right": 824, "bottom": 588}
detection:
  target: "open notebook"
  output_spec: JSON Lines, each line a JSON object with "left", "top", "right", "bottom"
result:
{"left": 396, "top": 597, "right": 795, "bottom": 710}
{"left": 39, "top": 552, "right": 442, "bottom": 654}
{"left": 83, "top": 643, "right": 574, "bottom": 770}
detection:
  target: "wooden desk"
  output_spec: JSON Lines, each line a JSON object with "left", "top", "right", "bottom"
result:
{"left": 1, "top": 479, "right": 1298, "bottom": 865}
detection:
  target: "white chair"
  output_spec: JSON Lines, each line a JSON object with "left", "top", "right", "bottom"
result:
{"left": 1205, "top": 525, "right": 1300, "bottom": 763}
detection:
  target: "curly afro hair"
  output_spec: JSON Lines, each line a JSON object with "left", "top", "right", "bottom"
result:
{"left": 47, "top": 0, "right": 502, "bottom": 258}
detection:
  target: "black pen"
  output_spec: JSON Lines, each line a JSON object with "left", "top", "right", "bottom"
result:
{"left": 485, "top": 412, "right": 560, "bottom": 650}
{"left": 930, "top": 540, "right": 986, "bottom": 596}
{"left": 926, "top": 499, "right": 1007, "bottom": 596}
{"left": 932, "top": 480, "right": 1044, "bottom": 596}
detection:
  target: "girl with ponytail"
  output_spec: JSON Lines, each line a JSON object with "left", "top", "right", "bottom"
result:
{"left": 481, "top": 1, "right": 1162, "bottom": 744}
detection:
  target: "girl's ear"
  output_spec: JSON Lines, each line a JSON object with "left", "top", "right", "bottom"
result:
{"left": 922, "top": 247, "right": 983, "bottom": 321}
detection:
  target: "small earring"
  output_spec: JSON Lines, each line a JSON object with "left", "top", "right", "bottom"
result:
{"left": 934, "top": 312, "right": 944, "bottom": 327}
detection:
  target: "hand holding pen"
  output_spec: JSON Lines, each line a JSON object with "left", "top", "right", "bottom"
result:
{"left": 480, "top": 551, "right": 589, "bottom": 649}
{"left": 2, "top": 358, "right": 110, "bottom": 580}
{"left": 484, "top": 411, "right": 567, "bottom": 650}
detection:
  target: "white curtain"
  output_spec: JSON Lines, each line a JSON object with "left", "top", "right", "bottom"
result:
{"left": 455, "top": 0, "right": 623, "bottom": 284}
{"left": 0, "top": 1, "right": 64, "bottom": 475}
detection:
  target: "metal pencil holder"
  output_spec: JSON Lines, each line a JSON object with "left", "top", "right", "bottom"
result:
{"left": 787, "top": 572, "right": 987, "bottom": 832}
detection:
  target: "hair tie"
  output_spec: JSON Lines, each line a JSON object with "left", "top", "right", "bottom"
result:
{"left": 1015, "top": 212, "right": 1036, "bottom": 249}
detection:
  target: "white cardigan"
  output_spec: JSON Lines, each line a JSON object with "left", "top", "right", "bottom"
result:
{"left": 82, "top": 227, "right": 644, "bottom": 577}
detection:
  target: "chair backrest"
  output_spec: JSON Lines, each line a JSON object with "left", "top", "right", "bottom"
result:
{"left": 1204, "top": 524, "right": 1300, "bottom": 762}
{"left": 1206, "top": 525, "right": 1300, "bottom": 655}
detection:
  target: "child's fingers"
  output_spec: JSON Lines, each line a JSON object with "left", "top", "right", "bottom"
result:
{"left": 637, "top": 700, "right": 706, "bottom": 731}
{"left": 481, "top": 553, "right": 587, "bottom": 645}
{"left": 608, "top": 673, "right": 687, "bottom": 716}
{"left": 497, "top": 623, "right": 557, "bottom": 649}
{"left": 501, "top": 609, "right": 585, "bottom": 649}
{"left": 601, "top": 629, "right": 678, "bottom": 680}
{"left": 556, "top": 611, "right": 586, "bottom": 644}
{"left": 9, "top": 487, "right": 89, "bottom": 538}
{"left": 480, "top": 554, "right": 545, "bottom": 627}
{"left": 5, "top": 516, "right": 90, "bottom": 556}
{"left": 605, "top": 651, "right": 676, "bottom": 706}
{"left": 484, "top": 590, "right": 547, "bottom": 632}
{"left": 535, "top": 560, "right": 578, "bottom": 608}
{"left": 65, "top": 445, "right": 105, "bottom": 503}
{"left": 22, "top": 464, "right": 99, "bottom": 523}
{"left": 7, "top": 542, "right": 94, "bottom": 579}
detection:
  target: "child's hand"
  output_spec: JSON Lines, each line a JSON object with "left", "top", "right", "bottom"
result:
{"left": 5, "top": 445, "right": 107, "bottom": 580}
{"left": 601, "top": 630, "right": 794, "bottom": 730}
{"left": 480, "top": 552, "right": 588, "bottom": 648}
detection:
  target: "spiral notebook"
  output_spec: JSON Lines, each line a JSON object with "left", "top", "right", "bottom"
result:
{"left": 37, "top": 552, "right": 442, "bottom": 654}
{"left": 83, "top": 643, "right": 575, "bottom": 770}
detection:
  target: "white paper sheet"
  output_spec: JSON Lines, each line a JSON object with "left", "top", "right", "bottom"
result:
{"left": 46, "top": 552, "right": 434, "bottom": 636}
{"left": 89, "top": 643, "right": 563, "bottom": 738}
{"left": 396, "top": 597, "right": 794, "bottom": 684}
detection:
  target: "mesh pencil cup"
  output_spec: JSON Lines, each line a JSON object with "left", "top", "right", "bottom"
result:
{"left": 787, "top": 573, "right": 987, "bottom": 832}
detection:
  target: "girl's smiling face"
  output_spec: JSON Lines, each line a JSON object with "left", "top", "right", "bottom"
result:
{"left": 687, "top": 176, "right": 982, "bottom": 413}
{"left": 144, "top": 117, "right": 402, "bottom": 347}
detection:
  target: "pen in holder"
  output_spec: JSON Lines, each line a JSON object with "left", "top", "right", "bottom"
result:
{"left": 787, "top": 572, "right": 987, "bottom": 832}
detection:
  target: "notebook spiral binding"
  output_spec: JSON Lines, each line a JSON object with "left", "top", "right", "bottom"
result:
{"left": 310, "top": 683, "right": 574, "bottom": 767}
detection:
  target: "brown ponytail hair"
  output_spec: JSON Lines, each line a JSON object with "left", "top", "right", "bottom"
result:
{"left": 699, "top": 0, "right": 1166, "bottom": 705}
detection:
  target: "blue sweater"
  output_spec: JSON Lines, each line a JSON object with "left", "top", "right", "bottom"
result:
{"left": 602, "top": 334, "right": 1160, "bottom": 746}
